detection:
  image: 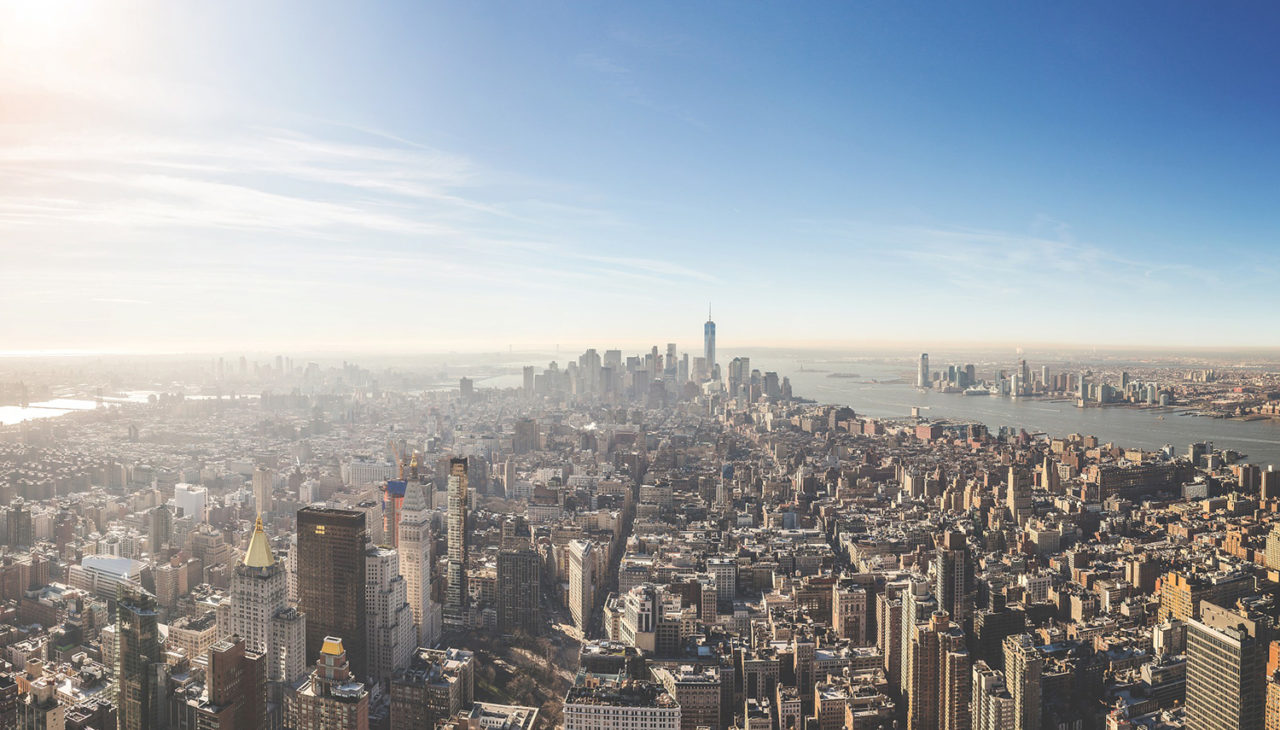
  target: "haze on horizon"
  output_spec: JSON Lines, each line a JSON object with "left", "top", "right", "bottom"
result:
{"left": 2, "top": 1, "right": 1277, "bottom": 353}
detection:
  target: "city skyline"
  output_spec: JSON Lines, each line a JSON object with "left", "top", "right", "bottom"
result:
{"left": 3, "top": 2, "right": 1279, "bottom": 352}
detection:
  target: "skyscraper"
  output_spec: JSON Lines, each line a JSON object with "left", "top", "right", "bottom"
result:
{"left": 231, "top": 516, "right": 307, "bottom": 685}
{"left": 1186, "top": 600, "right": 1271, "bottom": 730}
{"left": 117, "top": 585, "right": 164, "bottom": 730}
{"left": 934, "top": 531, "right": 974, "bottom": 628}
{"left": 203, "top": 636, "right": 267, "bottom": 730}
{"left": 253, "top": 466, "right": 275, "bottom": 517}
{"left": 286, "top": 637, "right": 369, "bottom": 730}
{"left": 917, "top": 353, "right": 930, "bottom": 388}
{"left": 445, "top": 458, "right": 469, "bottom": 629}
{"left": 703, "top": 310, "right": 716, "bottom": 380}
{"left": 1006, "top": 466, "right": 1033, "bottom": 527}
{"left": 397, "top": 481, "right": 439, "bottom": 647}
{"left": 906, "top": 611, "right": 970, "bottom": 730}
{"left": 901, "top": 579, "right": 939, "bottom": 692}
{"left": 1003, "top": 634, "right": 1043, "bottom": 730}
{"left": 298, "top": 506, "right": 368, "bottom": 680}
{"left": 497, "top": 547, "right": 542, "bottom": 636}
{"left": 569, "top": 539, "right": 596, "bottom": 636}
{"left": 366, "top": 546, "right": 416, "bottom": 683}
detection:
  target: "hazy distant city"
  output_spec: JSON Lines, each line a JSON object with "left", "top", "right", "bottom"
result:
{"left": 4, "top": 2, "right": 1280, "bottom": 730}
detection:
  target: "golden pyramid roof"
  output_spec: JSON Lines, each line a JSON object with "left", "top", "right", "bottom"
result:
{"left": 243, "top": 515, "right": 276, "bottom": 568}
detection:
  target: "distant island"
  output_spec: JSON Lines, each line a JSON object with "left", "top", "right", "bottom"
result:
{"left": 827, "top": 372, "right": 860, "bottom": 379}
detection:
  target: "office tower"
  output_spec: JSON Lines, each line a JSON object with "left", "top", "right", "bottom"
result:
{"left": 174, "top": 482, "right": 208, "bottom": 522}
{"left": 1040, "top": 365, "right": 1050, "bottom": 388}
{"left": 972, "top": 661, "right": 1015, "bottom": 730}
{"left": 445, "top": 458, "right": 469, "bottom": 629}
{"left": 1187, "top": 600, "right": 1271, "bottom": 730}
{"left": 569, "top": 540, "right": 596, "bottom": 635}
{"left": 704, "top": 311, "right": 716, "bottom": 379}
{"left": 514, "top": 418, "right": 539, "bottom": 454}
{"left": 118, "top": 586, "right": 164, "bottom": 730}
{"left": 390, "top": 648, "right": 475, "bottom": 730}
{"left": 1006, "top": 466, "right": 1033, "bottom": 526}
{"left": 1262, "top": 466, "right": 1280, "bottom": 500}
{"left": 298, "top": 506, "right": 368, "bottom": 680}
{"left": 917, "top": 353, "right": 930, "bottom": 388}
{"left": 149, "top": 504, "right": 172, "bottom": 553}
{"left": 366, "top": 546, "right": 415, "bottom": 683}
{"left": 935, "top": 531, "right": 974, "bottom": 628}
{"left": 201, "top": 636, "right": 267, "bottom": 730}
{"left": 458, "top": 377, "right": 474, "bottom": 402}
{"left": 706, "top": 556, "right": 736, "bottom": 605}
{"left": 286, "top": 637, "right": 369, "bottom": 730}
{"left": 906, "top": 612, "right": 969, "bottom": 730}
{"left": 231, "top": 516, "right": 306, "bottom": 684}
{"left": 1003, "top": 634, "right": 1043, "bottom": 730}
{"left": 522, "top": 365, "right": 535, "bottom": 395}
{"left": 397, "top": 481, "right": 439, "bottom": 647}
{"left": 497, "top": 547, "right": 541, "bottom": 636}
{"left": 253, "top": 466, "right": 274, "bottom": 516}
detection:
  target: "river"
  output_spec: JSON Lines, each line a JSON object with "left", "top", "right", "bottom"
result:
{"left": 743, "top": 355, "right": 1280, "bottom": 468}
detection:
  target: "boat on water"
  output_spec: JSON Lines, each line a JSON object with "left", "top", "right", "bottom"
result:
{"left": 963, "top": 386, "right": 991, "bottom": 396}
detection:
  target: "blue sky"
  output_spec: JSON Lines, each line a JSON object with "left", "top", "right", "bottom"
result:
{"left": 1, "top": 1, "right": 1277, "bottom": 353}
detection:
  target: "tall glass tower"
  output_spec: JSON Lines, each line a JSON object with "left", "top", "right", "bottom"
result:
{"left": 704, "top": 309, "right": 716, "bottom": 380}
{"left": 445, "top": 458, "right": 469, "bottom": 629}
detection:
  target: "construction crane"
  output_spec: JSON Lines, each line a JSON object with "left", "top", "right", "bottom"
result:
{"left": 388, "top": 439, "right": 406, "bottom": 480}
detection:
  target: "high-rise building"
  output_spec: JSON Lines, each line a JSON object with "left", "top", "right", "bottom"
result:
{"left": 900, "top": 579, "right": 938, "bottom": 692}
{"left": 366, "top": 546, "right": 416, "bottom": 683}
{"left": 445, "top": 458, "right": 469, "bottom": 629}
{"left": 231, "top": 516, "right": 307, "bottom": 685}
{"left": 569, "top": 540, "right": 596, "bottom": 635}
{"left": 298, "top": 506, "right": 368, "bottom": 680}
{"left": 397, "top": 481, "right": 439, "bottom": 647}
{"left": 703, "top": 312, "right": 716, "bottom": 380}
{"left": 286, "top": 636, "right": 369, "bottom": 730}
{"left": 253, "top": 466, "right": 275, "bottom": 517}
{"left": 118, "top": 585, "right": 164, "bottom": 730}
{"left": 935, "top": 531, "right": 974, "bottom": 628}
{"left": 1006, "top": 466, "right": 1033, "bottom": 527}
{"left": 199, "top": 636, "right": 267, "bottom": 730}
{"left": 917, "top": 354, "right": 930, "bottom": 388}
{"left": 497, "top": 547, "right": 541, "bottom": 636}
{"left": 905, "top": 612, "right": 969, "bottom": 730}
{"left": 972, "top": 661, "right": 1015, "bottom": 730}
{"left": 1187, "top": 600, "right": 1271, "bottom": 730}
{"left": 1003, "top": 634, "right": 1043, "bottom": 730}
{"left": 149, "top": 504, "right": 172, "bottom": 553}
